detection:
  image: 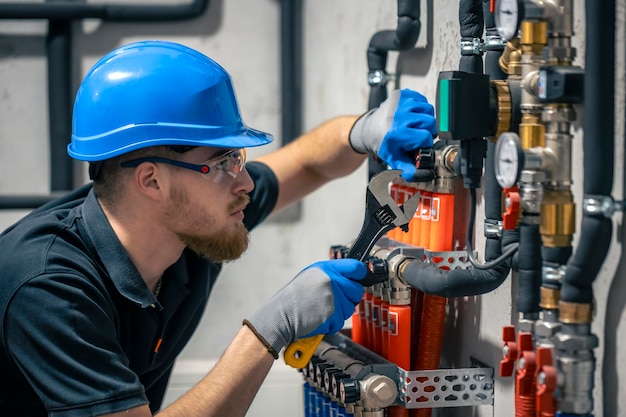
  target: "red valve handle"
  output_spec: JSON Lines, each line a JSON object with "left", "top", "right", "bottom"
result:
{"left": 515, "top": 333, "right": 537, "bottom": 397}
{"left": 502, "top": 187, "right": 521, "bottom": 230}
{"left": 536, "top": 347, "right": 557, "bottom": 417}
{"left": 500, "top": 325, "right": 518, "bottom": 377}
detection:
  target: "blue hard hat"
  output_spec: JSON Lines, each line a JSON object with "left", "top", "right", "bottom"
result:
{"left": 68, "top": 40, "right": 273, "bottom": 161}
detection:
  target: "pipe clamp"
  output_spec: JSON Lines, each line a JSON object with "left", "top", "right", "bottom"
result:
{"left": 484, "top": 220, "right": 501, "bottom": 239}
{"left": 485, "top": 35, "right": 506, "bottom": 51}
{"left": 368, "top": 70, "right": 390, "bottom": 87}
{"left": 460, "top": 38, "right": 485, "bottom": 56}
{"left": 583, "top": 195, "right": 618, "bottom": 217}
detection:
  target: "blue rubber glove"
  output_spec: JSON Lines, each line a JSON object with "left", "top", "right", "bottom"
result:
{"left": 244, "top": 259, "right": 366, "bottom": 358}
{"left": 349, "top": 89, "right": 438, "bottom": 181}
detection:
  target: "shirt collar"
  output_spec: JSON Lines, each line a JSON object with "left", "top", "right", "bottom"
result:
{"left": 80, "top": 188, "right": 160, "bottom": 309}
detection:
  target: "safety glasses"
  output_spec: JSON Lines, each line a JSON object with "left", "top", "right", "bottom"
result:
{"left": 121, "top": 149, "right": 247, "bottom": 184}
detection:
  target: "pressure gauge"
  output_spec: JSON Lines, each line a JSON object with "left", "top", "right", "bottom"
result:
{"left": 495, "top": 132, "right": 524, "bottom": 189}
{"left": 495, "top": 0, "right": 522, "bottom": 41}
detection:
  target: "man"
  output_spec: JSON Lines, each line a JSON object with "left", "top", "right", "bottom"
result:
{"left": 0, "top": 40, "right": 437, "bottom": 417}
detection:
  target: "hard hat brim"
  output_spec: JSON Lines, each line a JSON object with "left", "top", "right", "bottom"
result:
{"left": 68, "top": 125, "right": 274, "bottom": 162}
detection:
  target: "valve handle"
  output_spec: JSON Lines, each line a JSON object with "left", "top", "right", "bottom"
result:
{"left": 502, "top": 187, "right": 521, "bottom": 230}
{"left": 515, "top": 332, "right": 537, "bottom": 399}
{"left": 284, "top": 334, "right": 324, "bottom": 369}
{"left": 500, "top": 325, "right": 518, "bottom": 377}
{"left": 536, "top": 347, "right": 557, "bottom": 417}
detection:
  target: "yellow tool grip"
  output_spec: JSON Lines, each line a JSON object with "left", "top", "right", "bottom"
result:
{"left": 284, "top": 334, "right": 325, "bottom": 368}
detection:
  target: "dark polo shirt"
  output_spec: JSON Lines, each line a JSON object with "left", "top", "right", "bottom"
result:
{"left": 0, "top": 161, "right": 278, "bottom": 417}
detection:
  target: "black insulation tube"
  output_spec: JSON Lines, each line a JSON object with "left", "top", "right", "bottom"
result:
{"left": 458, "top": 0, "right": 483, "bottom": 74}
{"left": 482, "top": 1, "right": 506, "bottom": 81}
{"left": 402, "top": 229, "right": 518, "bottom": 297}
{"left": 366, "top": 0, "right": 421, "bottom": 109}
{"left": 366, "top": 0, "right": 421, "bottom": 178}
{"left": 561, "top": 0, "right": 615, "bottom": 304}
{"left": 516, "top": 222, "right": 542, "bottom": 314}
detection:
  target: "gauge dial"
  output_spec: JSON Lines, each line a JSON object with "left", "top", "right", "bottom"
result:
{"left": 495, "top": 132, "right": 524, "bottom": 189}
{"left": 495, "top": 0, "right": 522, "bottom": 41}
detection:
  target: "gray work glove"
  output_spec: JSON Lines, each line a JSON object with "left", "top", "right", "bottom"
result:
{"left": 349, "top": 89, "right": 438, "bottom": 181}
{"left": 243, "top": 259, "right": 366, "bottom": 358}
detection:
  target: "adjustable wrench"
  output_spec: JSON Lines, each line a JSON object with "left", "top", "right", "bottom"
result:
{"left": 284, "top": 169, "right": 420, "bottom": 368}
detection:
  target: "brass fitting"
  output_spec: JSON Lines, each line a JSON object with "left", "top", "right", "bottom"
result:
{"left": 559, "top": 301, "right": 593, "bottom": 324}
{"left": 439, "top": 144, "right": 458, "bottom": 176}
{"left": 540, "top": 189, "right": 575, "bottom": 247}
{"left": 520, "top": 20, "right": 548, "bottom": 55}
{"left": 492, "top": 80, "right": 512, "bottom": 138}
{"left": 519, "top": 113, "right": 546, "bottom": 149}
{"left": 499, "top": 38, "right": 522, "bottom": 76}
{"left": 540, "top": 287, "right": 561, "bottom": 309}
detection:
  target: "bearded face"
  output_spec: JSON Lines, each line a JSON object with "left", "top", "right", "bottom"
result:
{"left": 166, "top": 184, "right": 251, "bottom": 262}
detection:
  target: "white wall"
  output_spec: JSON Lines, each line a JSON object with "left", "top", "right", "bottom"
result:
{"left": 1, "top": 1, "right": 625, "bottom": 416}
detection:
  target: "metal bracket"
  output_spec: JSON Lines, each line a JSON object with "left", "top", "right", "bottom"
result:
{"left": 397, "top": 367, "right": 494, "bottom": 408}
{"left": 423, "top": 249, "right": 475, "bottom": 270}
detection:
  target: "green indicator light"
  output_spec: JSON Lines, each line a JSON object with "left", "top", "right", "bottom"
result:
{"left": 439, "top": 79, "right": 449, "bottom": 132}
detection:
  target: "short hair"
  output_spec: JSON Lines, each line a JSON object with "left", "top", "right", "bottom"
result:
{"left": 92, "top": 146, "right": 192, "bottom": 209}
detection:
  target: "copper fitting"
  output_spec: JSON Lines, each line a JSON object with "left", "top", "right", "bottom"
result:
{"left": 540, "top": 287, "right": 560, "bottom": 310}
{"left": 559, "top": 301, "right": 593, "bottom": 324}
{"left": 540, "top": 189, "right": 575, "bottom": 247}
{"left": 519, "top": 113, "right": 546, "bottom": 149}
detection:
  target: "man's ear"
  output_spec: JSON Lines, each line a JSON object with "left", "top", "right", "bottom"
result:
{"left": 133, "top": 162, "right": 169, "bottom": 201}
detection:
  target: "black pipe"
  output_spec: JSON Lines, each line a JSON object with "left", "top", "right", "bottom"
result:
{"left": 0, "top": 0, "right": 210, "bottom": 205}
{"left": 458, "top": 0, "right": 483, "bottom": 74}
{"left": 365, "top": 0, "right": 421, "bottom": 178}
{"left": 482, "top": 1, "right": 506, "bottom": 81}
{"left": 280, "top": 0, "right": 302, "bottom": 146}
{"left": 0, "top": 0, "right": 209, "bottom": 21}
{"left": 516, "top": 222, "right": 542, "bottom": 314}
{"left": 561, "top": 0, "right": 615, "bottom": 304}
{"left": 366, "top": 0, "right": 421, "bottom": 108}
{"left": 401, "top": 229, "right": 517, "bottom": 297}
{"left": 46, "top": 7, "right": 73, "bottom": 192}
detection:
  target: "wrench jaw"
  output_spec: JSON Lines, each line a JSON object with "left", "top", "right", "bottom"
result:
{"left": 395, "top": 190, "right": 421, "bottom": 232}
{"left": 347, "top": 170, "right": 420, "bottom": 261}
{"left": 284, "top": 169, "right": 419, "bottom": 369}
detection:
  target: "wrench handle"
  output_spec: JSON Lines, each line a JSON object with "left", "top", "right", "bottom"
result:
{"left": 284, "top": 334, "right": 325, "bottom": 368}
